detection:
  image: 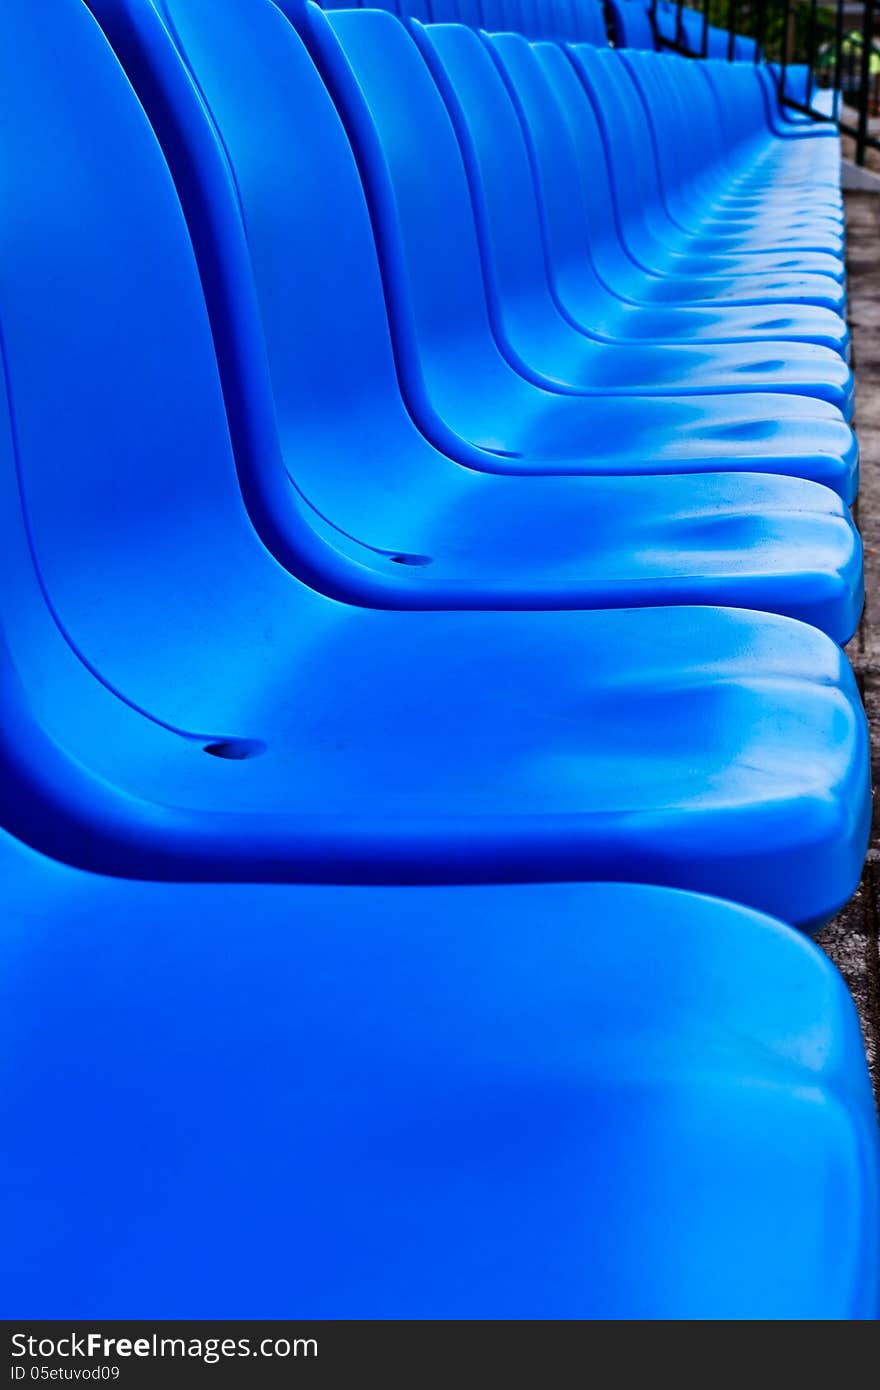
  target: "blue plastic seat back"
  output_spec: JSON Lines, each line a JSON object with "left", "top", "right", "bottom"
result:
{"left": 517, "top": 0, "right": 542, "bottom": 38}
{"left": 101, "top": 0, "right": 439, "bottom": 544}
{"left": 423, "top": 0, "right": 481, "bottom": 24}
{"left": 485, "top": 31, "right": 612, "bottom": 296}
{"left": 0, "top": 0, "right": 309, "bottom": 779}
{"left": 454, "top": 0, "right": 486, "bottom": 24}
{"left": 528, "top": 0, "right": 555, "bottom": 36}
{"left": 572, "top": 0, "right": 608, "bottom": 44}
{"left": 706, "top": 24, "right": 734, "bottom": 59}
{"left": 546, "top": 0, "right": 578, "bottom": 41}
{"left": 636, "top": 50, "right": 729, "bottom": 171}
{"left": 414, "top": 21, "right": 569, "bottom": 339}
{"left": 299, "top": 5, "right": 519, "bottom": 425}
{"left": 678, "top": 51, "right": 741, "bottom": 178}
{"left": 607, "top": 0, "right": 657, "bottom": 49}
{"left": 770, "top": 62, "right": 811, "bottom": 107}
{"left": 479, "top": 0, "right": 508, "bottom": 27}
{"left": 501, "top": 0, "right": 525, "bottom": 29}
{"left": 607, "top": 47, "right": 751, "bottom": 218}
{"left": 734, "top": 33, "right": 759, "bottom": 62}
{"left": 565, "top": 44, "right": 664, "bottom": 232}
{"left": 701, "top": 58, "right": 778, "bottom": 147}
{"left": 678, "top": 6, "right": 707, "bottom": 54}
{"left": 529, "top": 39, "right": 629, "bottom": 256}
{"left": 422, "top": 0, "right": 460, "bottom": 21}
{"left": 652, "top": 0, "right": 679, "bottom": 44}
{"left": 2, "top": 858, "right": 878, "bottom": 1318}
{"left": 620, "top": 48, "right": 716, "bottom": 192}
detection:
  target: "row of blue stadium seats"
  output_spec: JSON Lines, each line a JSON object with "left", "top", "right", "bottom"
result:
{"left": 4, "top": 0, "right": 860, "bottom": 914}
{"left": 611, "top": 0, "right": 831, "bottom": 119}
{"left": 628, "top": 0, "right": 760, "bottom": 61}
{"left": 318, "top": 0, "right": 755, "bottom": 63}
{"left": 321, "top": 0, "right": 611, "bottom": 44}
{"left": 317, "top": 0, "right": 760, "bottom": 64}
{"left": 0, "top": 0, "right": 876, "bottom": 1318}
{"left": 323, "top": 0, "right": 829, "bottom": 124}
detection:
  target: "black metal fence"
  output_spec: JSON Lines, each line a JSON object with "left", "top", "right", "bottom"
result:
{"left": 648, "top": 0, "right": 880, "bottom": 164}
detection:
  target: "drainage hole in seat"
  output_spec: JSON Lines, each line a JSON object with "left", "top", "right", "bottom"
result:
{"left": 389, "top": 553, "right": 433, "bottom": 567}
{"left": 203, "top": 738, "right": 267, "bottom": 760}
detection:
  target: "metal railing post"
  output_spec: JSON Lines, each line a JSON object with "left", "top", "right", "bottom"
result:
{"left": 754, "top": 0, "right": 766, "bottom": 64}
{"left": 856, "top": 0, "right": 876, "bottom": 165}
{"left": 723, "top": 0, "right": 880, "bottom": 156}
{"left": 779, "top": 0, "right": 792, "bottom": 104}
{"left": 805, "top": 0, "right": 818, "bottom": 111}
{"left": 833, "top": 0, "right": 844, "bottom": 118}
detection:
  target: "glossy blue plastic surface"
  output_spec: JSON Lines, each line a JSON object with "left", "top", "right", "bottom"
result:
{"left": 411, "top": 23, "right": 852, "bottom": 413}
{"left": 617, "top": 53, "right": 842, "bottom": 236}
{"left": 82, "top": 0, "right": 861, "bottom": 632}
{"left": 537, "top": 41, "right": 843, "bottom": 274}
{"left": 565, "top": 46, "right": 845, "bottom": 293}
{"left": 608, "top": 0, "right": 658, "bottom": 49}
{"left": 653, "top": 0, "right": 681, "bottom": 46}
{"left": 487, "top": 34, "right": 850, "bottom": 357}
{"left": 1, "top": 828, "right": 877, "bottom": 1318}
{"left": 0, "top": 0, "right": 869, "bottom": 925}
{"left": 293, "top": 8, "right": 858, "bottom": 497}
{"left": 1, "top": 0, "right": 877, "bottom": 1329}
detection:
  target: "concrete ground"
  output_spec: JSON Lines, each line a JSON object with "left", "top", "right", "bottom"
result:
{"left": 841, "top": 109, "right": 880, "bottom": 175}
{"left": 815, "top": 189, "right": 880, "bottom": 1108}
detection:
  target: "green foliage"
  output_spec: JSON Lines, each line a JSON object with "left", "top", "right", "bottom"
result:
{"left": 677, "top": 1, "right": 838, "bottom": 63}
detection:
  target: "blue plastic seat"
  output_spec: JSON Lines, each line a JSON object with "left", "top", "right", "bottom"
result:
{"left": 478, "top": 0, "right": 506, "bottom": 27}
{"left": 767, "top": 60, "right": 836, "bottom": 122}
{"left": 621, "top": 53, "right": 843, "bottom": 235}
{"left": 536, "top": 38, "right": 845, "bottom": 279}
{"left": 527, "top": 42, "right": 847, "bottom": 320}
{"left": 680, "top": 6, "right": 709, "bottom": 55}
{"left": 603, "top": 39, "right": 839, "bottom": 168}
{"left": 618, "top": 53, "right": 843, "bottom": 215}
{"left": 83, "top": 0, "right": 862, "bottom": 635}
{"left": 699, "top": 60, "right": 839, "bottom": 152}
{"left": 612, "top": 56, "right": 845, "bottom": 297}
{"left": 289, "top": 7, "right": 857, "bottom": 495}
{"left": 706, "top": 58, "right": 839, "bottom": 155}
{"left": 572, "top": 0, "right": 608, "bottom": 45}
{"left": 565, "top": 47, "right": 845, "bottom": 289}
{"left": 486, "top": 32, "right": 850, "bottom": 358}
{"left": 607, "top": 0, "right": 658, "bottom": 49}
{"left": 676, "top": 7, "right": 759, "bottom": 63}
{"left": 0, "top": 0, "right": 869, "bottom": 927}
{"left": 639, "top": 59, "right": 843, "bottom": 255}
{"left": 409, "top": 23, "right": 853, "bottom": 415}
{"left": 428, "top": 0, "right": 459, "bottom": 21}
{"left": 503, "top": 0, "right": 527, "bottom": 33}
{"left": 735, "top": 34, "right": 760, "bottom": 63}
{"left": 761, "top": 62, "right": 839, "bottom": 125}
{"left": 653, "top": 0, "right": 681, "bottom": 47}
{"left": 512, "top": 0, "right": 537, "bottom": 37}
{"left": 4, "top": 0, "right": 876, "bottom": 1327}
{"left": 522, "top": 0, "right": 551, "bottom": 37}
{"left": 545, "top": 0, "right": 579, "bottom": 41}
{"left": 1, "top": 829, "right": 876, "bottom": 1318}
{"left": 98, "top": 0, "right": 856, "bottom": 500}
